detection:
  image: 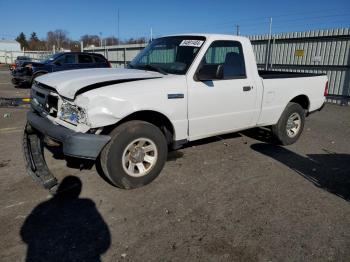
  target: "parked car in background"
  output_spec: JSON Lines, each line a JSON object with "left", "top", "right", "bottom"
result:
{"left": 11, "top": 52, "right": 111, "bottom": 86}
{"left": 9, "top": 56, "right": 32, "bottom": 71}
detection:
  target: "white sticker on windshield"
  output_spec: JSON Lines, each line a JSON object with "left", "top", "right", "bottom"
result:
{"left": 179, "top": 40, "right": 204, "bottom": 47}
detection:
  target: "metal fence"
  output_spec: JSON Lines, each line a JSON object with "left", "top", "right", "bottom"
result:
{"left": 84, "top": 43, "right": 146, "bottom": 67}
{"left": 249, "top": 28, "right": 350, "bottom": 103}
{"left": 0, "top": 50, "right": 53, "bottom": 64}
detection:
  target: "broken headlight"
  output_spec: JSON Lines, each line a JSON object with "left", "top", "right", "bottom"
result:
{"left": 59, "top": 100, "right": 88, "bottom": 125}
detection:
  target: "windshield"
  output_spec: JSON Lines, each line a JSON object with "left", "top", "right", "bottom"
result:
{"left": 129, "top": 36, "right": 206, "bottom": 75}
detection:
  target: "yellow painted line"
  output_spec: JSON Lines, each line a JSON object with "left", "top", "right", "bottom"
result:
{"left": 22, "top": 98, "right": 31, "bottom": 102}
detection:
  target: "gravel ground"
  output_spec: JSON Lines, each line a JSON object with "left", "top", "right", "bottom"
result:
{"left": 0, "top": 68, "right": 349, "bottom": 262}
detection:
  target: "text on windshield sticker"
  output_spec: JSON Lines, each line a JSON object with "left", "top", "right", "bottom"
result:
{"left": 179, "top": 40, "right": 204, "bottom": 47}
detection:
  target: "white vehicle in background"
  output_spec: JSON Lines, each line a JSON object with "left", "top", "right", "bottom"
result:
{"left": 23, "top": 34, "right": 327, "bottom": 191}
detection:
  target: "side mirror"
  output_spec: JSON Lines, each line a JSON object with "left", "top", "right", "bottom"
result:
{"left": 54, "top": 61, "right": 62, "bottom": 66}
{"left": 196, "top": 65, "right": 223, "bottom": 81}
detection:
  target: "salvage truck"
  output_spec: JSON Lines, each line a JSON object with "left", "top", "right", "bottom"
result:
{"left": 23, "top": 34, "right": 327, "bottom": 191}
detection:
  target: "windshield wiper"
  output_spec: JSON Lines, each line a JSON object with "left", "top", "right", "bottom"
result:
{"left": 136, "top": 64, "right": 168, "bottom": 75}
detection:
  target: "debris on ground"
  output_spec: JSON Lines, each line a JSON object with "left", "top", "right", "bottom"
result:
{"left": 0, "top": 97, "right": 30, "bottom": 108}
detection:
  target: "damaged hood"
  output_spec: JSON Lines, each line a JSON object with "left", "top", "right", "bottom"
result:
{"left": 35, "top": 68, "right": 163, "bottom": 99}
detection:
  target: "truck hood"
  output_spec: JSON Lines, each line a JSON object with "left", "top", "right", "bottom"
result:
{"left": 36, "top": 68, "right": 163, "bottom": 99}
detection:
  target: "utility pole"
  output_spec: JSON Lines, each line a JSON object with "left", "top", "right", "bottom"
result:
{"left": 99, "top": 32, "right": 102, "bottom": 47}
{"left": 235, "top": 25, "right": 240, "bottom": 36}
{"left": 117, "top": 9, "right": 120, "bottom": 44}
{"left": 150, "top": 27, "right": 153, "bottom": 42}
{"left": 265, "top": 17, "right": 273, "bottom": 70}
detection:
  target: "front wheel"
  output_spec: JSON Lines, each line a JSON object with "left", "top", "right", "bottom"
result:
{"left": 99, "top": 120, "right": 168, "bottom": 189}
{"left": 271, "top": 102, "right": 306, "bottom": 145}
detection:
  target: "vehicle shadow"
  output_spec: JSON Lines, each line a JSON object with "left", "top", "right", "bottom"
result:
{"left": 184, "top": 132, "right": 242, "bottom": 148}
{"left": 14, "top": 83, "right": 31, "bottom": 89}
{"left": 251, "top": 143, "right": 350, "bottom": 201}
{"left": 241, "top": 127, "right": 275, "bottom": 144}
{"left": 20, "top": 176, "right": 111, "bottom": 262}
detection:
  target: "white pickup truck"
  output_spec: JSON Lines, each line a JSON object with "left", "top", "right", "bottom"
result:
{"left": 23, "top": 34, "right": 327, "bottom": 191}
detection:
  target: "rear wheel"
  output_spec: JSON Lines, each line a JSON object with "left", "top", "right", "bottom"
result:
{"left": 100, "top": 120, "right": 168, "bottom": 189}
{"left": 271, "top": 102, "right": 306, "bottom": 145}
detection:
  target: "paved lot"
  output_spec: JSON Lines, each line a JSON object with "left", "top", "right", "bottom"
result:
{"left": 0, "top": 68, "right": 349, "bottom": 262}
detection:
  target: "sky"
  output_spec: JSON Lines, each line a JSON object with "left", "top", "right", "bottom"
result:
{"left": 0, "top": 0, "right": 349, "bottom": 41}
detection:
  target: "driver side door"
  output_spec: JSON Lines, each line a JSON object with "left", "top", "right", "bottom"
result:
{"left": 187, "top": 40, "right": 258, "bottom": 140}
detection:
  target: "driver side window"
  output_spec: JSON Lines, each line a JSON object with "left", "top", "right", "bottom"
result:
{"left": 199, "top": 40, "right": 246, "bottom": 80}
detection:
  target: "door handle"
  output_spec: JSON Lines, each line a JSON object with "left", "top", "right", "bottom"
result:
{"left": 243, "top": 86, "right": 252, "bottom": 91}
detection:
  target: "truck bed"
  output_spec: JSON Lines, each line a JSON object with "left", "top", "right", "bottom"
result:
{"left": 259, "top": 70, "right": 325, "bottom": 79}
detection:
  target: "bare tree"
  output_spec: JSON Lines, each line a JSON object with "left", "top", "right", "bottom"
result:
{"left": 80, "top": 34, "right": 100, "bottom": 47}
{"left": 103, "top": 36, "right": 120, "bottom": 46}
{"left": 16, "top": 28, "right": 148, "bottom": 51}
{"left": 46, "top": 30, "right": 70, "bottom": 50}
{"left": 69, "top": 41, "right": 81, "bottom": 51}
{"left": 124, "top": 37, "right": 146, "bottom": 44}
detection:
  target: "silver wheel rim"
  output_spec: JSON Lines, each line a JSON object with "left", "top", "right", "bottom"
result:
{"left": 286, "top": 112, "right": 301, "bottom": 138}
{"left": 122, "top": 138, "right": 158, "bottom": 177}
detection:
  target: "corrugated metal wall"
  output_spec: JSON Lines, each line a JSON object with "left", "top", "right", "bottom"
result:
{"left": 0, "top": 50, "right": 53, "bottom": 64}
{"left": 249, "top": 28, "right": 350, "bottom": 99}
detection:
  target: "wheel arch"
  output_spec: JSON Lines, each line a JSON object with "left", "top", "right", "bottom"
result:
{"left": 289, "top": 94, "right": 310, "bottom": 111}
{"left": 31, "top": 70, "right": 49, "bottom": 84}
{"left": 33, "top": 70, "right": 48, "bottom": 77}
{"left": 102, "top": 110, "right": 176, "bottom": 145}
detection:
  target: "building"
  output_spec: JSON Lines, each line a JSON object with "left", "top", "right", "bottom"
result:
{"left": 0, "top": 39, "right": 21, "bottom": 51}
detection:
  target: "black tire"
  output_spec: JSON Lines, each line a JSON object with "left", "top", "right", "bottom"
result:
{"left": 100, "top": 120, "right": 168, "bottom": 189}
{"left": 271, "top": 102, "right": 306, "bottom": 145}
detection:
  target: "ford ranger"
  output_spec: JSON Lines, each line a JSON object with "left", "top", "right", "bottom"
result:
{"left": 23, "top": 34, "right": 327, "bottom": 191}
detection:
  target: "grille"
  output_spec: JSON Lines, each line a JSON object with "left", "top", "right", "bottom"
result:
{"left": 31, "top": 83, "right": 59, "bottom": 117}
{"left": 47, "top": 95, "right": 58, "bottom": 117}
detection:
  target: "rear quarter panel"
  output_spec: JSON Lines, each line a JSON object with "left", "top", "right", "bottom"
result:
{"left": 258, "top": 75, "right": 327, "bottom": 126}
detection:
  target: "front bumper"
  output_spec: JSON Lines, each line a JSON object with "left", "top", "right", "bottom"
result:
{"left": 23, "top": 111, "right": 111, "bottom": 190}
{"left": 26, "top": 111, "right": 110, "bottom": 159}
